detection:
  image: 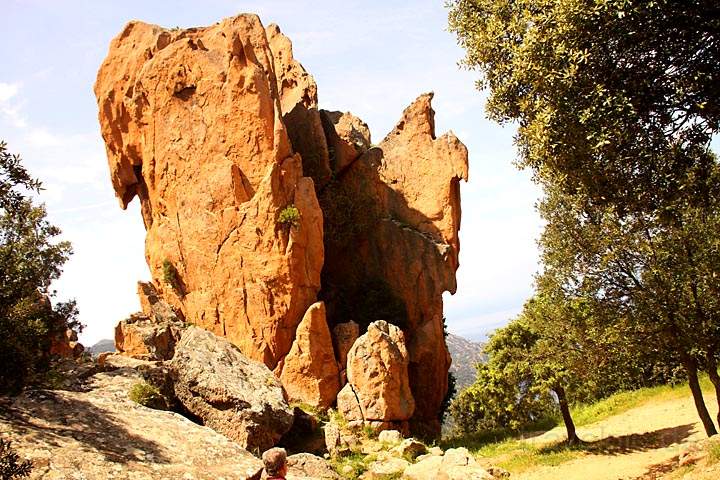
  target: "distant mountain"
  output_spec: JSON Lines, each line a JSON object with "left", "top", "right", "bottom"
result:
{"left": 87, "top": 339, "right": 115, "bottom": 356}
{"left": 447, "top": 333, "right": 487, "bottom": 391}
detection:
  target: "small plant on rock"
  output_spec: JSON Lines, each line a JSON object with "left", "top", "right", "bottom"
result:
{"left": 0, "top": 440, "right": 32, "bottom": 479}
{"left": 278, "top": 204, "right": 300, "bottom": 228}
{"left": 161, "top": 259, "right": 181, "bottom": 293}
{"left": 128, "top": 382, "right": 166, "bottom": 410}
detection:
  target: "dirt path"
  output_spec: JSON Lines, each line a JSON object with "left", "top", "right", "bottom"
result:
{"left": 511, "top": 391, "right": 718, "bottom": 480}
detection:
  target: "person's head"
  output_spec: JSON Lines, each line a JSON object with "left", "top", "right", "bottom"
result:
{"left": 262, "top": 447, "right": 288, "bottom": 478}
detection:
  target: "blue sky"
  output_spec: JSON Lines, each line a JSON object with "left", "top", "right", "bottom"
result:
{"left": 1, "top": 0, "right": 543, "bottom": 344}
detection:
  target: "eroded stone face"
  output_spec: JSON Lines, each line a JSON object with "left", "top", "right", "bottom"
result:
{"left": 97, "top": 14, "right": 467, "bottom": 435}
{"left": 318, "top": 94, "right": 468, "bottom": 434}
{"left": 95, "top": 15, "right": 324, "bottom": 369}
{"left": 169, "top": 327, "right": 294, "bottom": 452}
{"left": 340, "top": 321, "right": 415, "bottom": 425}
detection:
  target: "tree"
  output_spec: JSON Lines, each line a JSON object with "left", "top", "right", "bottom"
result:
{"left": 451, "top": 282, "right": 686, "bottom": 443}
{"left": 449, "top": 320, "right": 557, "bottom": 436}
{"left": 536, "top": 168, "right": 720, "bottom": 436}
{"left": 0, "top": 141, "right": 78, "bottom": 394}
{"left": 0, "top": 440, "right": 32, "bottom": 479}
{"left": 448, "top": 0, "right": 720, "bottom": 436}
{"left": 448, "top": 0, "right": 720, "bottom": 213}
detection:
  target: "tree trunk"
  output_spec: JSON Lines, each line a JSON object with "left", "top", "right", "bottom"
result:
{"left": 705, "top": 352, "right": 720, "bottom": 428}
{"left": 555, "top": 385, "right": 580, "bottom": 445}
{"left": 683, "top": 354, "right": 717, "bottom": 436}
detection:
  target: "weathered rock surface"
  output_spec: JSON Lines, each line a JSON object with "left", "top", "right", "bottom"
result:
{"left": 378, "top": 429, "right": 403, "bottom": 444}
{"left": 49, "top": 328, "right": 84, "bottom": 359}
{"left": 391, "top": 438, "right": 428, "bottom": 460}
{"left": 363, "top": 457, "right": 411, "bottom": 479}
{"left": 169, "top": 327, "right": 294, "bottom": 451}
{"left": 338, "top": 321, "right": 415, "bottom": 428}
{"left": 403, "top": 447, "right": 493, "bottom": 480}
{"left": 324, "top": 421, "right": 360, "bottom": 458}
{"left": 95, "top": 15, "right": 324, "bottom": 370}
{"left": 114, "top": 313, "right": 184, "bottom": 361}
{"left": 279, "top": 302, "right": 340, "bottom": 409}
{"left": 0, "top": 367, "right": 264, "bottom": 479}
{"left": 286, "top": 453, "right": 341, "bottom": 480}
{"left": 320, "top": 110, "right": 371, "bottom": 173}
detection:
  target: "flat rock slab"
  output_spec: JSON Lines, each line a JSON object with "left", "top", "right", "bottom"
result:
{"left": 0, "top": 367, "right": 263, "bottom": 480}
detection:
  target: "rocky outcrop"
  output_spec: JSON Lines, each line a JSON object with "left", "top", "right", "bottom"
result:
{"left": 49, "top": 328, "right": 84, "bottom": 359}
{"left": 337, "top": 321, "right": 415, "bottom": 431}
{"left": 114, "top": 282, "right": 185, "bottom": 360}
{"left": 403, "top": 447, "right": 494, "bottom": 480}
{"left": 0, "top": 365, "right": 264, "bottom": 479}
{"left": 279, "top": 302, "right": 340, "bottom": 409}
{"left": 332, "top": 320, "right": 360, "bottom": 385}
{"left": 169, "top": 327, "right": 294, "bottom": 451}
{"left": 96, "top": 13, "right": 467, "bottom": 435}
{"left": 95, "top": 15, "right": 324, "bottom": 370}
{"left": 114, "top": 313, "right": 184, "bottom": 360}
{"left": 286, "top": 453, "right": 341, "bottom": 479}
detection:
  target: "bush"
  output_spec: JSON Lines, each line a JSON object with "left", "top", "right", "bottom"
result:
{"left": 0, "top": 142, "right": 79, "bottom": 395}
{"left": 128, "top": 382, "right": 167, "bottom": 409}
{"left": 0, "top": 440, "right": 32, "bottom": 479}
{"left": 278, "top": 204, "right": 301, "bottom": 227}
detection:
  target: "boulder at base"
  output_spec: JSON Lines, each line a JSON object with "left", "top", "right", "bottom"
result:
{"left": 169, "top": 327, "right": 293, "bottom": 452}
{"left": 279, "top": 302, "right": 340, "bottom": 409}
{"left": 337, "top": 321, "right": 415, "bottom": 431}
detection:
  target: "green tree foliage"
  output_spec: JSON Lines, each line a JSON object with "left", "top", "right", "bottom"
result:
{"left": 448, "top": 0, "right": 720, "bottom": 436}
{"left": 0, "top": 141, "right": 78, "bottom": 394}
{"left": 448, "top": 0, "right": 719, "bottom": 213}
{"left": 278, "top": 204, "right": 301, "bottom": 227}
{"left": 449, "top": 319, "right": 556, "bottom": 435}
{"left": 537, "top": 167, "right": 720, "bottom": 435}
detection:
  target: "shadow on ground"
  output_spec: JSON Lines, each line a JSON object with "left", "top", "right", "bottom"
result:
{"left": 538, "top": 423, "right": 696, "bottom": 457}
{"left": 0, "top": 389, "right": 170, "bottom": 464}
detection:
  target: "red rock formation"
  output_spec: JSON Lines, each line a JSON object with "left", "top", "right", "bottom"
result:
{"left": 318, "top": 94, "right": 468, "bottom": 434}
{"left": 95, "top": 15, "right": 324, "bottom": 369}
{"left": 278, "top": 302, "right": 340, "bottom": 408}
{"left": 96, "top": 14, "right": 467, "bottom": 435}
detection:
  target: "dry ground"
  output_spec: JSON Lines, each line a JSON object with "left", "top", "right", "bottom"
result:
{"left": 509, "top": 391, "right": 719, "bottom": 480}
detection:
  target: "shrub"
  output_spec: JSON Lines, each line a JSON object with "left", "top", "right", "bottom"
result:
{"left": 128, "top": 382, "right": 166, "bottom": 409}
{"left": 161, "top": 259, "right": 181, "bottom": 293}
{"left": 0, "top": 142, "right": 80, "bottom": 395}
{"left": 0, "top": 440, "right": 32, "bottom": 479}
{"left": 278, "top": 204, "right": 301, "bottom": 227}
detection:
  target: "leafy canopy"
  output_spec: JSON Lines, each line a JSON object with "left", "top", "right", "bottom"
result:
{"left": 448, "top": 0, "right": 720, "bottom": 212}
{"left": 0, "top": 141, "right": 78, "bottom": 394}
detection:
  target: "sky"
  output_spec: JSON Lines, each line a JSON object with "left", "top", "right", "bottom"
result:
{"left": 0, "top": 0, "right": 543, "bottom": 345}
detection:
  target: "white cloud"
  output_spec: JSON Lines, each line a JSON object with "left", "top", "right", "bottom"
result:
{"left": 0, "top": 82, "right": 27, "bottom": 128}
{"left": 0, "top": 82, "right": 20, "bottom": 103}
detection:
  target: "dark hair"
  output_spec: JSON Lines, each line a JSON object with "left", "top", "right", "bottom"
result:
{"left": 262, "top": 447, "right": 287, "bottom": 477}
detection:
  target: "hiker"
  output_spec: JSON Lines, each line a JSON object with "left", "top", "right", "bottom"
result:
{"left": 262, "top": 447, "right": 288, "bottom": 480}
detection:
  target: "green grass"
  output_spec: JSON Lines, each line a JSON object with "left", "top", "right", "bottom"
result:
{"left": 329, "top": 452, "right": 375, "bottom": 479}
{"left": 708, "top": 438, "right": 720, "bottom": 464}
{"left": 444, "top": 376, "right": 716, "bottom": 474}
